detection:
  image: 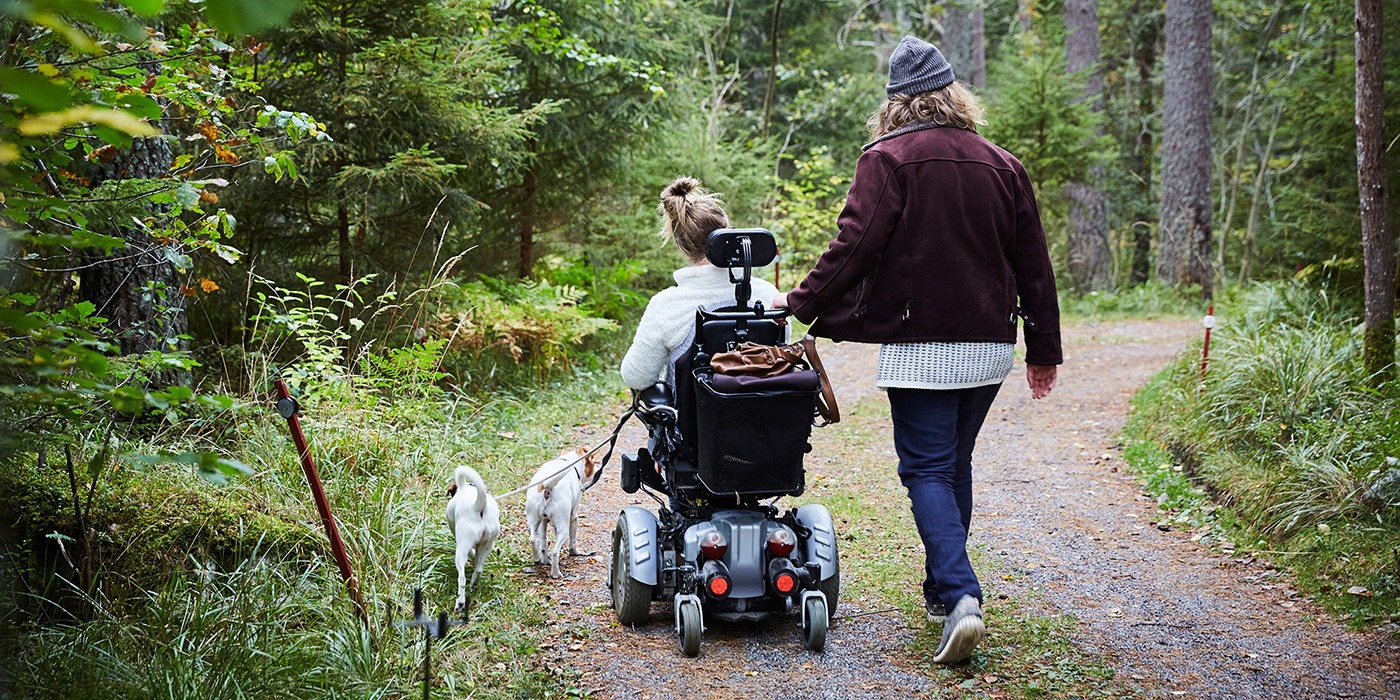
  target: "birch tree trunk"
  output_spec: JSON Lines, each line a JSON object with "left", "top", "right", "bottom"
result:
{"left": 1063, "top": 0, "right": 1111, "bottom": 291}
{"left": 1158, "top": 0, "right": 1212, "bottom": 297}
{"left": 1356, "top": 0, "right": 1394, "bottom": 382}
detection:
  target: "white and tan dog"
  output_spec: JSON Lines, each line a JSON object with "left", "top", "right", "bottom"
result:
{"left": 525, "top": 447, "right": 597, "bottom": 578}
{"left": 445, "top": 465, "right": 501, "bottom": 612}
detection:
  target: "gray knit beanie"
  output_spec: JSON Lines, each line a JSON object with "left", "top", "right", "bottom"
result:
{"left": 885, "top": 35, "right": 955, "bottom": 97}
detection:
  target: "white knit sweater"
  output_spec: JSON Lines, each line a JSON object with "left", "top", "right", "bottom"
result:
{"left": 620, "top": 265, "right": 780, "bottom": 390}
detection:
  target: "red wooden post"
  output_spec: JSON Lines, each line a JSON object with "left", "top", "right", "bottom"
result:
{"left": 274, "top": 379, "right": 368, "bottom": 623}
{"left": 1200, "top": 304, "right": 1215, "bottom": 379}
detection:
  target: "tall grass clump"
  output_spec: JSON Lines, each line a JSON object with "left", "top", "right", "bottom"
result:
{"left": 1124, "top": 281, "right": 1400, "bottom": 628}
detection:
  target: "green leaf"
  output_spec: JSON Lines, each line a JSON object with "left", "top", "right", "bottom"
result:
{"left": 174, "top": 182, "right": 200, "bottom": 207}
{"left": 0, "top": 68, "right": 73, "bottom": 112}
{"left": 115, "top": 93, "right": 162, "bottom": 120}
{"left": 117, "top": 0, "right": 165, "bottom": 16}
{"left": 204, "top": 0, "right": 300, "bottom": 35}
{"left": 0, "top": 308, "right": 43, "bottom": 334}
{"left": 110, "top": 386, "right": 147, "bottom": 414}
{"left": 18, "top": 106, "right": 159, "bottom": 137}
{"left": 123, "top": 450, "right": 250, "bottom": 483}
{"left": 197, "top": 394, "right": 236, "bottom": 410}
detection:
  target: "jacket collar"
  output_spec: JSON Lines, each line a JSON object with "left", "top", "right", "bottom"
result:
{"left": 862, "top": 121, "right": 969, "bottom": 151}
{"left": 672, "top": 264, "right": 732, "bottom": 288}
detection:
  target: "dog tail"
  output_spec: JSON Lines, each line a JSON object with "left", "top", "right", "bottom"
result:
{"left": 534, "top": 453, "right": 574, "bottom": 496}
{"left": 454, "top": 465, "right": 491, "bottom": 516}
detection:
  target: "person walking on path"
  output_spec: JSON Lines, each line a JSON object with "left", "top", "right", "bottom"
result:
{"left": 773, "top": 35, "right": 1062, "bottom": 665}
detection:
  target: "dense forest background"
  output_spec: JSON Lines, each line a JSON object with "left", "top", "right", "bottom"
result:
{"left": 1, "top": 0, "right": 1397, "bottom": 696}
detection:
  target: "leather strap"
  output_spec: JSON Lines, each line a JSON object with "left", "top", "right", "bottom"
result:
{"left": 801, "top": 335, "right": 840, "bottom": 425}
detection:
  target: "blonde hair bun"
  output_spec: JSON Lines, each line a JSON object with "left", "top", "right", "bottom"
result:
{"left": 657, "top": 176, "right": 728, "bottom": 263}
{"left": 663, "top": 177, "right": 700, "bottom": 200}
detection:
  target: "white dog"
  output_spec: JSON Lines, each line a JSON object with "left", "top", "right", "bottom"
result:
{"left": 525, "top": 447, "right": 596, "bottom": 578}
{"left": 445, "top": 465, "right": 501, "bottom": 612}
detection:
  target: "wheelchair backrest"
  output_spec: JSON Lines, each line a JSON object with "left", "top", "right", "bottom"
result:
{"left": 693, "top": 309, "right": 786, "bottom": 356}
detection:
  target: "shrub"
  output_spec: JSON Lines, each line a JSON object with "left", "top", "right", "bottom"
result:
{"left": 1126, "top": 281, "right": 1399, "bottom": 623}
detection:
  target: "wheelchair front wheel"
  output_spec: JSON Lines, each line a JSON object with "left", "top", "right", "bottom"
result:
{"left": 610, "top": 515, "right": 652, "bottom": 625}
{"left": 678, "top": 599, "right": 703, "bottom": 657}
{"left": 802, "top": 596, "right": 829, "bottom": 652}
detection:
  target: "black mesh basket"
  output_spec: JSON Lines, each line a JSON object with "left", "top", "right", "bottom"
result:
{"left": 691, "top": 371, "right": 817, "bottom": 497}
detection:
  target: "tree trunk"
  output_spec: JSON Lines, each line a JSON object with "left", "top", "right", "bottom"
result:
{"left": 518, "top": 137, "right": 538, "bottom": 279}
{"left": 762, "top": 0, "right": 783, "bottom": 139}
{"left": 1356, "top": 0, "right": 1394, "bottom": 383}
{"left": 1158, "top": 0, "right": 1212, "bottom": 297}
{"left": 970, "top": 7, "right": 986, "bottom": 89}
{"left": 80, "top": 137, "right": 187, "bottom": 384}
{"left": 938, "top": 3, "right": 974, "bottom": 81}
{"left": 1063, "top": 0, "right": 1111, "bottom": 292}
{"left": 1130, "top": 3, "right": 1159, "bottom": 286}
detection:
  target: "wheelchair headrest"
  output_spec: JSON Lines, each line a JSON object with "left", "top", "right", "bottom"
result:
{"left": 705, "top": 229, "right": 778, "bottom": 269}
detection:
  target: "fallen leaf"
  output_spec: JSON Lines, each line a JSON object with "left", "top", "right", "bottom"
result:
{"left": 1346, "top": 586, "right": 1373, "bottom": 597}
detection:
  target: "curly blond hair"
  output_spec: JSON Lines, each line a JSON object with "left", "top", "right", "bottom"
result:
{"left": 867, "top": 82, "right": 986, "bottom": 140}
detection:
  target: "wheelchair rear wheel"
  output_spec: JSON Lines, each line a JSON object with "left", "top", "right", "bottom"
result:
{"left": 819, "top": 540, "right": 841, "bottom": 618}
{"left": 610, "top": 515, "right": 652, "bottom": 625}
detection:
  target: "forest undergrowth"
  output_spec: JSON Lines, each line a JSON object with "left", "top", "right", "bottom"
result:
{"left": 1122, "top": 281, "right": 1400, "bottom": 632}
{"left": 0, "top": 268, "right": 634, "bottom": 698}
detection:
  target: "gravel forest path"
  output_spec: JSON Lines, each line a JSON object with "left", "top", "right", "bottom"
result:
{"left": 516, "top": 318, "right": 1400, "bottom": 699}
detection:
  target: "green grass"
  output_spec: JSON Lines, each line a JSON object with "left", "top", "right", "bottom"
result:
{"left": 1119, "top": 282, "right": 1400, "bottom": 632}
{"left": 805, "top": 399, "right": 1121, "bottom": 698}
{"left": 1, "top": 365, "right": 629, "bottom": 698}
{"left": 1058, "top": 280, "right": 1218, "bottom": 323}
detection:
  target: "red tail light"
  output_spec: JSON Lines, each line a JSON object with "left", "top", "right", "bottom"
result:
{"left": 708, "top": 574, "right": 731, "bottom": 597}
{"left": 700, "top": 530, "right": 728, "bottom": 559}
{"left": 766, "top": 528, "right": 796, "bottom": 557}
{"left": 701, "top": 559, "right": 731, "bottom": 599}
{"left": 774, "top": 570, "right": 798, "bottom": 594}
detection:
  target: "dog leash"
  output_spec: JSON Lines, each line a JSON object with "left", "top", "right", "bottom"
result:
{"left": 494, "top": 408, "right": 635, "bottom": 502}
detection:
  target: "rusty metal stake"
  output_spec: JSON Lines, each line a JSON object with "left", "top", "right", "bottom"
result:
{"left": 274, "top": 378, "right": 367, "bottom": 623}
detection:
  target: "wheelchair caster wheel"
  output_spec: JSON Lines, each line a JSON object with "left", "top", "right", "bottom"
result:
{"left": 801, "top": 593, "right": 828, "bottom": 652}
{"left": 677, "top": 598, "right": 703, "bottom": 657}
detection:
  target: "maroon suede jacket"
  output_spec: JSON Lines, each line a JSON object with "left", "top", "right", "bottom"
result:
{"left": 786, "top": 124, "right": 1063, "bottom": 366}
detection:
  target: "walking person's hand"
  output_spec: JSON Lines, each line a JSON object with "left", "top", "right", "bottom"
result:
{"left": 771, "top": 293, "right": 789, "bottom": 309}
{"left": 1026, "top": 364, "right": 1056, "bottom": 399}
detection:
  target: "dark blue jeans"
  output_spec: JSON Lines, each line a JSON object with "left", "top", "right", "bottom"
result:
{"left": 888, "top": 383, "right": 1002, "bottom": 612}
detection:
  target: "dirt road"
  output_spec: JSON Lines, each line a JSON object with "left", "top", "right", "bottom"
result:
{"left": 522, "top": 319, "right": 1400, "bottom": 699}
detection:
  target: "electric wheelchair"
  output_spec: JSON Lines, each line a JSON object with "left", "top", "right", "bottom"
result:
{"left": 608, "top": 228, "right": 840, "bottom": 656}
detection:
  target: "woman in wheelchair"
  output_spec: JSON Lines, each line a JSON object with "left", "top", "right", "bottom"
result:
{"left": 619, "top": 177, "right": 780, "bottom": 393}
{"left": 608, "top": 178, "right": 838, "bottom": 657}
